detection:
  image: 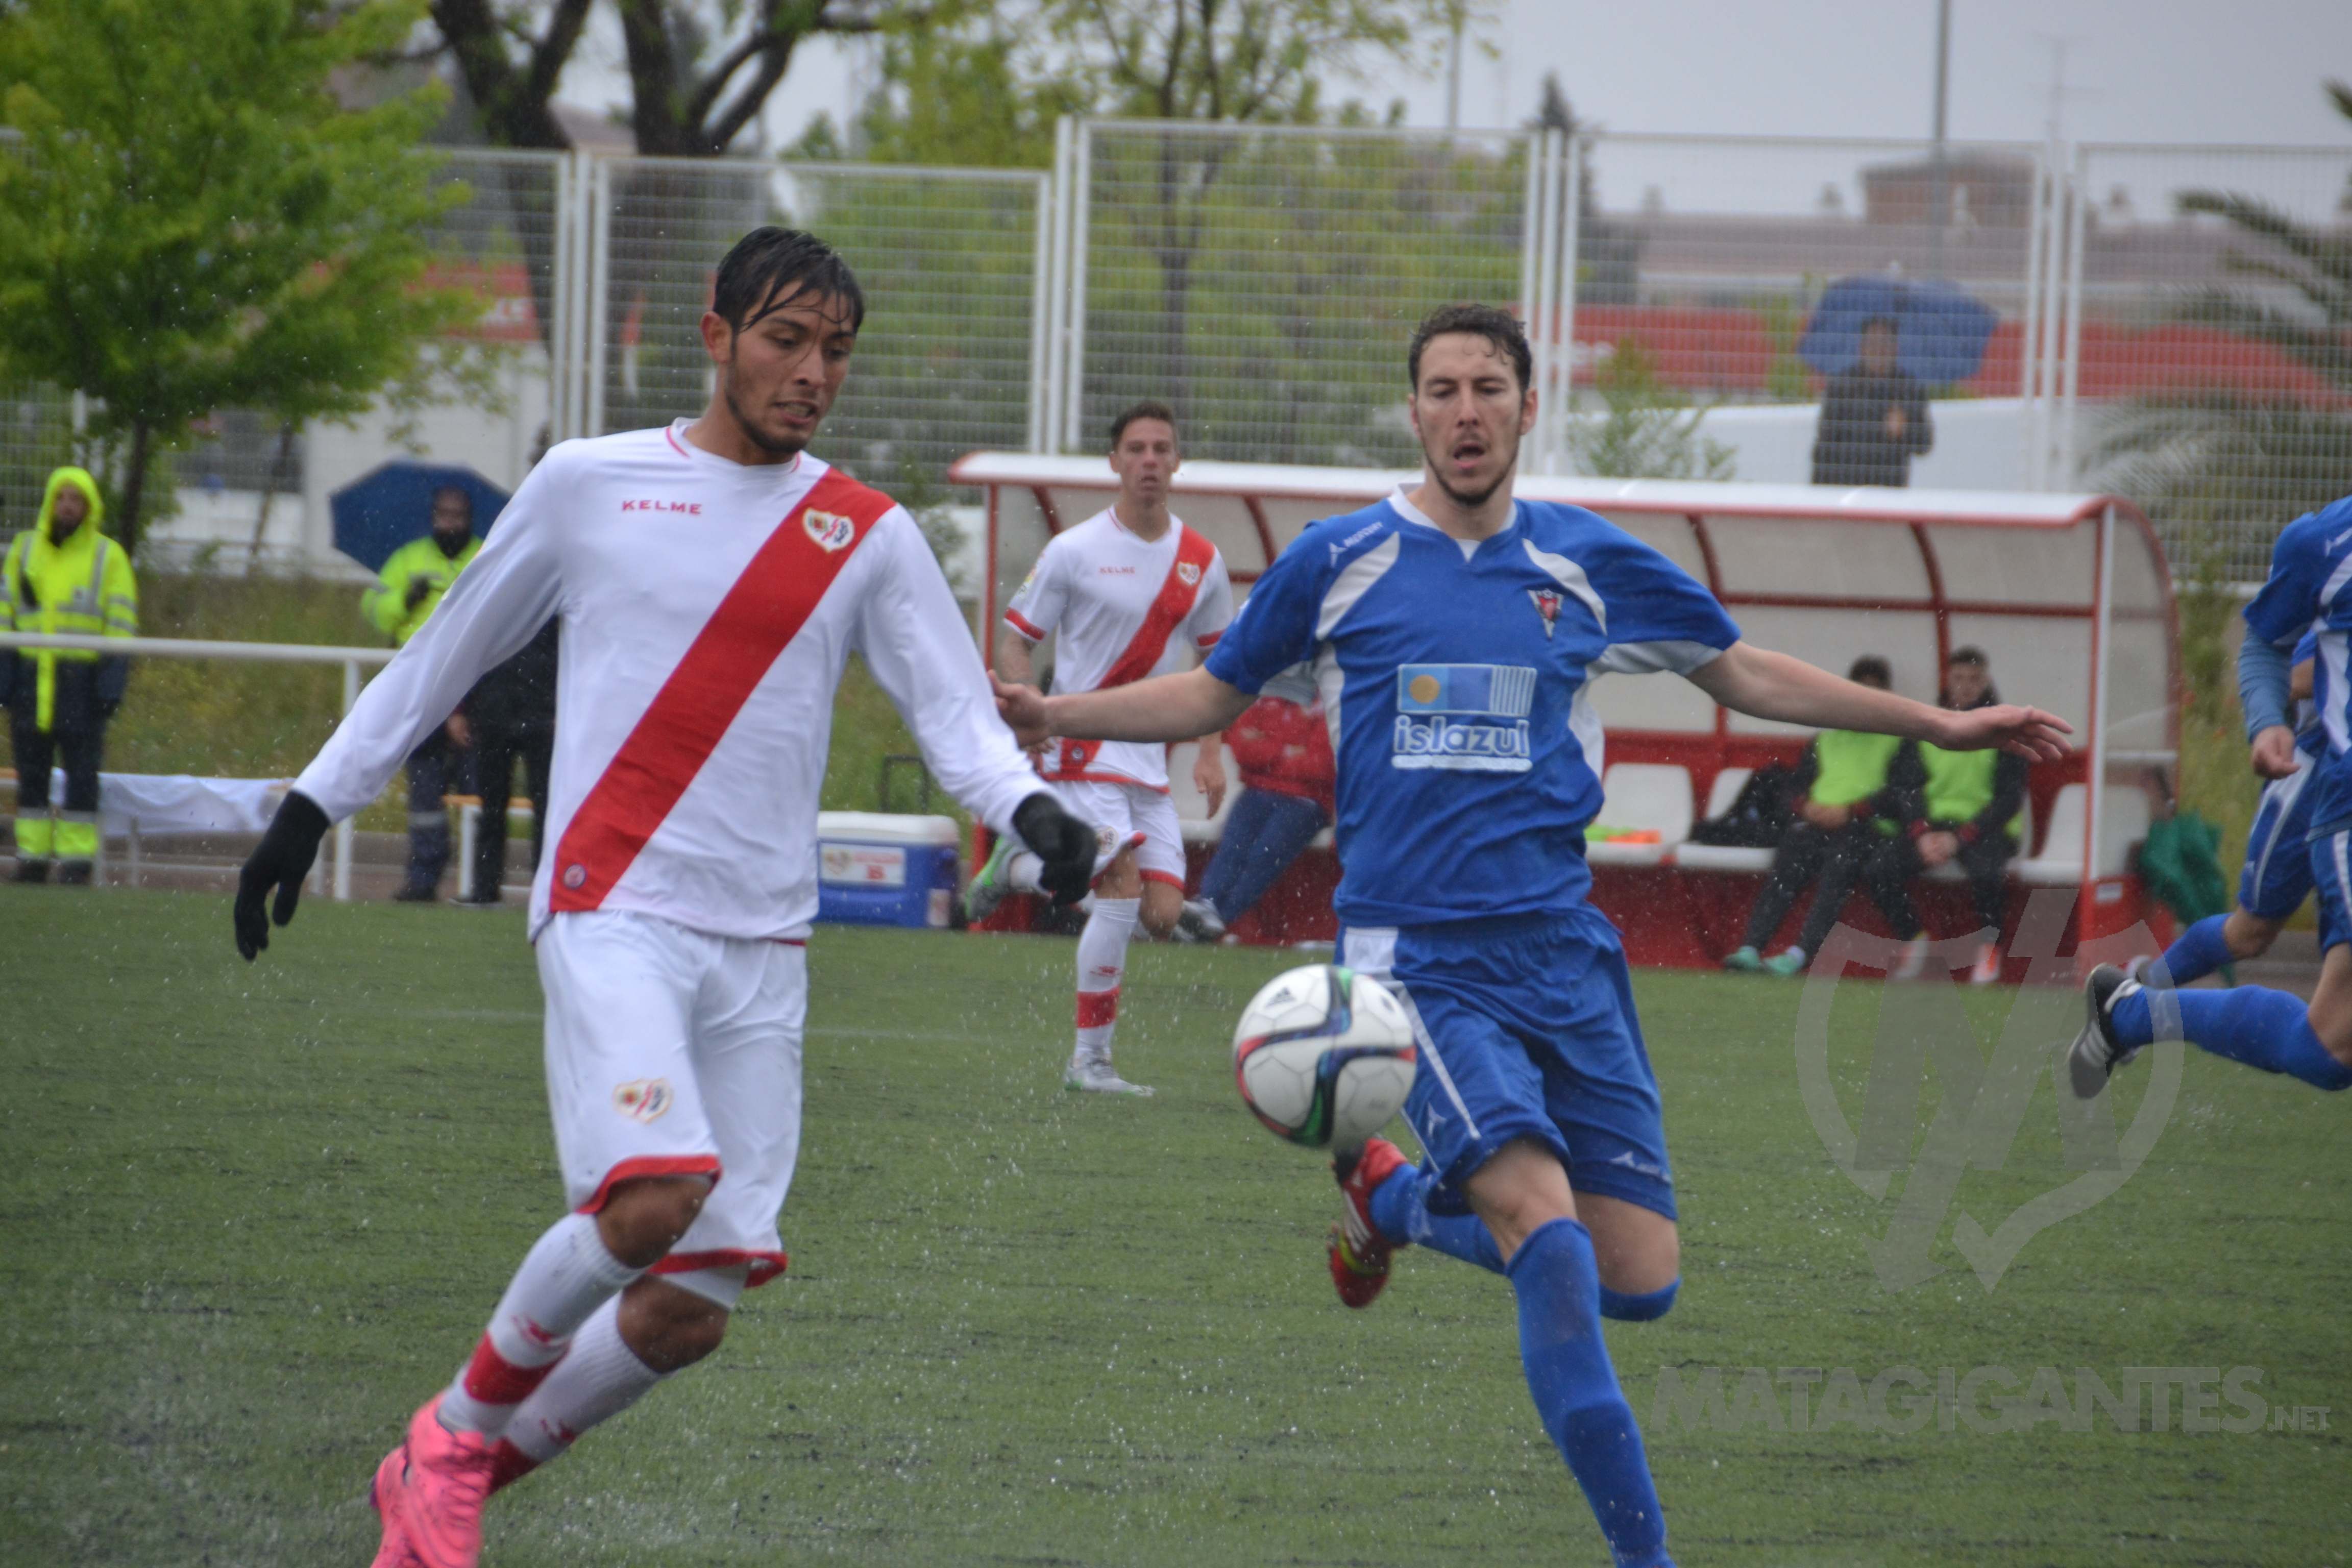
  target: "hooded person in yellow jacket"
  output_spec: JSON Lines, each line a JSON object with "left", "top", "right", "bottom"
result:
{"left": 364, "top": 485, "right": 479, "bottom": 899}
{"left": 4, "top": 467, "right": 137, "bottom": 885}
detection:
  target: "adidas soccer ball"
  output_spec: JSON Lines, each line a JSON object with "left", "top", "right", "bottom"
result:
{"left": 1232, "top": 964, "right": 1418, "bottom": 1150}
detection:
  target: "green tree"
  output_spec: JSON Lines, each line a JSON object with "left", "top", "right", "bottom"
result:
{"left": 841, "top": 2, "right": 1488, "bottom": 444}
{"left": 1567, "top": 338, "right": 1736, "bottom": 481}
{"left": 836, "top": 23, "right": 1087, "bottom": 168}
{"left": 0, "top": 0, "right": 479, "bottom": 554}
{"left": 2095, "top": 80, "right": 2352, "bottom": 553}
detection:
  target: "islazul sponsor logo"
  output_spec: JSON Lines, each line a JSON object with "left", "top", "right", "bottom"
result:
{"left": 1391, "top": 663, "right": 1535, "bottom": 772}
{"left": 1392, "top": 714, "right": 1531, "bottom": 770}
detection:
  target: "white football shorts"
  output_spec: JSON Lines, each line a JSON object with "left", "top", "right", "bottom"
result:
{"left": 535, "top": 910, "right": 806, "bottom": 1302}
{"left": 1044, "top": 777, "right": 1187, "bottom": 889}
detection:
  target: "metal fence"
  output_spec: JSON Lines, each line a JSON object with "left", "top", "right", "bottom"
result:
{"left": 1041, "top": 120, "right": 1564, "bottom": 471}
{"left": 547, "top": 154, "right": 1047, "bottom": 498}
{"left": 2071, "top": 141, "right": 2352, "bottom": 581}
{"left": 4, "top": 126, "right": 2347, "bottom": 585}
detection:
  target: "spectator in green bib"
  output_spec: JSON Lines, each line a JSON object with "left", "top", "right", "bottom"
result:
{"left": 363, "top": 485, "right": 480, "bottom": 900}
{"left": 1724, "top": 655, "right": 1905, "bottom": 976}
{"left": 3, "top": 466, "right": 138, "bottom": 885}
{"left": 1863, "top": 646, "right": 2029, "bottom": 985}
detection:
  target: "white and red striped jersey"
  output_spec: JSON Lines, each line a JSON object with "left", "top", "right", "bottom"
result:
{"left": 1002, "top": 507, "right": 1232, "bottom": 791}
{"left": 295, "top": 423, "right": 1042, "bottom": 942}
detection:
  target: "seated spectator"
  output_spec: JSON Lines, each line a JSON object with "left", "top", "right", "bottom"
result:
{"left": 1723, "top": 656, "right": 1904, "bottom": 976}
{"left": 1179, "top": 676, "right": 1332, "bottom": 943}
{"left": 1863, "top": 646, "right": 2028, "bottom": 985}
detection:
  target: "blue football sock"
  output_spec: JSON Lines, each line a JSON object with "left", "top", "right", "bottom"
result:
{"left": 1368, "top": 1166, "right": 1504, "bottom": 1273}
{"left": 1600, "top": 1279, "right": 1680, "bottom": 1322}
{"left": 2112, "top": 982, "right": 2352, "bottom": 1090}
{"left": 2153, "top": 914, "right": 2234, "bottom": 988}
{"left": 1508, "top": 1217, "right": 1673, "bottom": 1568}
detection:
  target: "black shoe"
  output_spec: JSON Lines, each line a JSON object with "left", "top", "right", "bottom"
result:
{"left": 391, "top": 883, "right": 438, "bottom": 903}
{"left": 2065, "top": 963, "right": 2142, "bottom": 1100}
{"left": 53, "top": 861, "right": 93, "bottom": 887}
{"left": 449, "top": 890, "right": 502, "bottom": 908}
{"left": 12, "top": 859, "right": 50, "bottom": 884}
{"left": 1174, "top": 898, "right": 1228, "bottom": 943}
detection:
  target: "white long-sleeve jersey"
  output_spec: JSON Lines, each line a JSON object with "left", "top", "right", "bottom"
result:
{"left": 295, "top": 423, "right": 1043, "bottom": 941}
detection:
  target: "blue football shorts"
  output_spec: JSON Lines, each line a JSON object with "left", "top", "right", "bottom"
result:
{"left": 2239, "top": 762, "right": 2317, "bottom": 920}
{"left": 1338, "top": 907, "right": 1676, "bottom": 1222}
{"left": 2305, "top": 827, "right": 2352, "bottom": 954}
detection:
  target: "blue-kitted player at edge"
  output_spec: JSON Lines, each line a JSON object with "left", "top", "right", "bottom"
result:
{"left": 993, "top": 304, "right": 2070, "bottom": 1568}
{"left": 2125, "top": 631, "right": 2323, "bottom": 990}
{"left": 2072, "top": 492, "right": 2352, "bottom": 1100}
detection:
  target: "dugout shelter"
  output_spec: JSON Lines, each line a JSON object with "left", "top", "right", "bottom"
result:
{"left": 951, "top": 453, "right": 2178, "bottom": 977}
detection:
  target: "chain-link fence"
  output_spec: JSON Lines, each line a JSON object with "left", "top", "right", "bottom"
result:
{"left": 1563, "top": 134, "right": 2046, "bottom": 489}
{"left": 7, "top": 123, "right": 2346, "bottom": 587}
{"left": 1064, "top": 121, "right": 1540, "bottom": 469}
{"left": 2072, "top": 142, "right": 2352, "bottom": 582}
{"left": 584, "top": 156, "right": 1045, "bottom": 498}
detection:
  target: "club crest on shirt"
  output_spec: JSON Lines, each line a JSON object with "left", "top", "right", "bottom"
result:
{"left": 803, "top": 508, "right": 855, "bottom": 552}
{"left": 1529, "top": 587, "right": 1563, "bottom": 639}
{"left": 612, "top": 1077, "right": 674, "bottom": 1123}
{"left": 1176, "top": 560, "right": 1202, "bottom": 586}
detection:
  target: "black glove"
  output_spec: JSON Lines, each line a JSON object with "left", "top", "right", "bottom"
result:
{"left": 1012, "top": 792, "right": 1098, "bottom": 908}
{"left": 234, "top": 791, "right": 330, "bottom": 960}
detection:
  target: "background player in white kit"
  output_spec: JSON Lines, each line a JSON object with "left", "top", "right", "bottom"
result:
{"left": 967, "top": 402, "right": 1234, "bottom": 1095}
{"left": 230, "top": 229, "right": 1099, "bottom": 1568}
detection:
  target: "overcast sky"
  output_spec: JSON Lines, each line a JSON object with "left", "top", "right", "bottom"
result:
{"left": 559, "top": 0, "right": 2351, "bottom": 211}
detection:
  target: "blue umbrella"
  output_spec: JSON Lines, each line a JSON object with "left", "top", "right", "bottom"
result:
{"left": 1798, "top": 275, "right": 1999, "bottom": 387}
{"left": 330, "top": 460, "right": 510, "bottom": 574}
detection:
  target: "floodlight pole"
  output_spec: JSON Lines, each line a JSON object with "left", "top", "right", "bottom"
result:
{"left": 1445, "top": 11, "right": 1464, "bottom": 134}
{"left": 1928, "top": 0, "right": 1951, "bottom": 278}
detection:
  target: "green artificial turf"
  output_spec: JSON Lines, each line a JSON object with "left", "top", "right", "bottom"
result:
{"left": 1, "top": 888, "right": 2344, "bottom": 1564}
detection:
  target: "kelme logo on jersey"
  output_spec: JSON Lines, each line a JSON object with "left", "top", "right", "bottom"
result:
{"left": 1391, "top": 664, "right": 1535, "bottom": 772}
{"left": 804, "top": 508, "right": 855, "bottom": 552}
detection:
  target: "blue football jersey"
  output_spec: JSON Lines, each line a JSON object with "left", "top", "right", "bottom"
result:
{"left": 1205, "top": 489, "right": 1740, "bottom": 926}
{"left": 2294, "top": 628, "right": 2324, "bottom": 759}
{"left": 2242, "top": 493, "right": 2352, "bottom": 826}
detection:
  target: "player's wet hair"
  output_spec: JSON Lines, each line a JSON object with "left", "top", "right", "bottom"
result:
{"left": 1948, "top": 646, "right": 1989, "bottom": 669}
{"left": 1847, "top": 654, "right": 1892, "bottom": 687}
{"left": 713, "top": 226, "right": 865, "bottom": 337}
{"left": 1109, "top": 400, "right": 1178, "bottom": 449}
{"left": 1408, "top": 303, "right": 1533, "bottom": 393}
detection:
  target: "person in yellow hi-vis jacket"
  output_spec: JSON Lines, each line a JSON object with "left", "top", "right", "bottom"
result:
{"left": 3, "top": 467, "right": 137, "bottom": 885}
{"left": 363, "top": 485, "right": 480, "bottom": 899}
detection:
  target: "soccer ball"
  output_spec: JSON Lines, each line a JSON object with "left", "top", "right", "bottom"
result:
{"left": 1232, "top": 964, "right": 1418, "bottom": 1150}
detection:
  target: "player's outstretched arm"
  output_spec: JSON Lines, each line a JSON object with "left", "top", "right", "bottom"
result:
{"left": 992, "top": 666, "right": 1253, "bottom": 751}
{"left": 1687, "top": 642, "right": 2072, "bottom": 761}
{"left": 233, "top": 459, "right": 567, "bottom": 961}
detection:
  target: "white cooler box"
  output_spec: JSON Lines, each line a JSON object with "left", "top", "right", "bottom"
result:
{"left": 815, "top": 812, "right": 961, "bottom": 929}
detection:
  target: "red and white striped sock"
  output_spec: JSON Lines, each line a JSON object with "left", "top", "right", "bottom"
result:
{"left": 438, "top": 1212, "right": 643, "bottom": 1439}
{"left": 1072, "top": 896, "right": 1138, "bottom": 1063}
{"left": 488, "top": 1295, "right": 669, "bottom": 1490}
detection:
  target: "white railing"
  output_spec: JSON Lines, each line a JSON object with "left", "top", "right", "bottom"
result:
{"left": 0, "top": 631, "right": 392, "bottom": 900}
